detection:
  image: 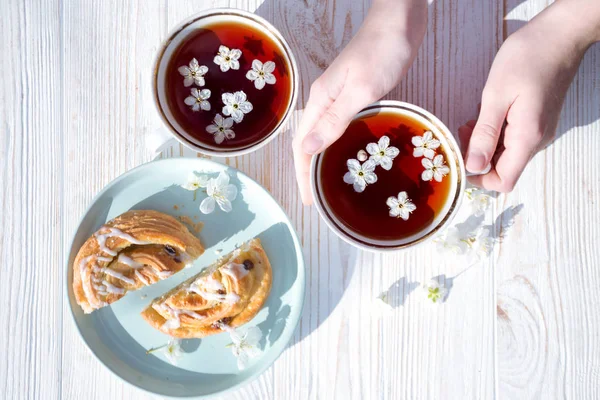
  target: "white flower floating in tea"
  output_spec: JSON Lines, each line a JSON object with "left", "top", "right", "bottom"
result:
{"left": 199, "top": 170, "right": 238, "bottom": 214}
{"left": 227, "top": 326, "right": 262, "bottom": 370}
{"left": 412, "top": 130, "right": 441, "bottom": 159}
{"left": 465, "top": 187, "right": 491, "bottom": 217}
{"left": 246, "top": 59, "right": 277, "bottom": 90}
{"left": 423, "top": 279, "right": 447, "bottom": 304}
{"left": 366, "top": 136, "right": 400, "bottom": 170}
{"left": 184, "top": 88, "right": 211, "bottom": 112}
{"left": 206, "top": 113, "right": 235, "bottom": 144}
{"left": 386, "top": 191, "right": 417, "bottom": 220}
{"left": 222, "top": 91, "right": 253, "bottom": 123}
{"left": 213, "top": 45, "right": 242, "bottom": 72}
{"left": 178, "top": 58, "right": 209, "bottom": 87}
{"left": 421, "top": 154, "right": 450, "bottom": 182}
{"left": 343, "top": 159, "right": 378, "bottom": 193}
{"left": 181, "top": 171, "right": 210, "bottom": 191}
{"left": 146, "top": 339, "right": 183, "bottom": 365}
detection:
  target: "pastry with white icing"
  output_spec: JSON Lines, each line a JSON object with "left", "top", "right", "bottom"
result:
{"left": 72, "top": 210, "right": 204, "bottom": 313}
{"left": 141, "top": 238, "right": 272, "bottom": 338}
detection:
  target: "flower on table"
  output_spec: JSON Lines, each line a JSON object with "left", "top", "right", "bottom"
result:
{"left": 246, "top": 59, "right": 277, "bottom": 90}
{"left": 423, "top": 280, "right": 447, "bottom": 304}
{"left": 178, "top": 58, "right": 208, "bottom": 87}
{"left": 206, "top": 113, "right": 235, "bottom": 144}
{"left": 184, "top": 88, "right": 211, "bottom": 112}
{"left": 213, "top": 45, "right": 242, "bottom": 72}
{"left": 465, "top": 187, "right": 491, "bottom": 217}
{"left": 412, "top": 131, "right": 440, "bottom": 159}
{"left": 366, "top": 136, "right": 400, "bottom": 170}
{"left": 386, "top": 191, "right": 417, "bottom": 220}
{"left": 421, "top": 154, "right": 450, "bottom": 182}
{"left": 435, "top": 226, "right": 495, "bottom": 260}
{"left": 181, "top": 171, "right": 210, "bottom": 191}
{"left": 146, "top": 339, "right": 183, "bottom": 365}
{"left": 343, "top": 159, "right": 377, "bottom": 193}
{"left": 200, "top": 171, "right": 238, "bottom": 214}
{"left": 227, "top": 326, "right": 262, "bottom": 370}
{"left": 222, "top": 91, "right": 253, "bottom": 123}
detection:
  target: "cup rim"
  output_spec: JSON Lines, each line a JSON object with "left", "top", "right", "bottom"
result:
{"left": 310, "top": 100, "right": 466, "bottom": 252}
{"left": 152, "top": 8, "right": 299, "bottom": 157}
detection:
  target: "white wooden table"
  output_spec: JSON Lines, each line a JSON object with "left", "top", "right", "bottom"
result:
{"left": 2, "top": 0, "right": 599, "bottom": 399}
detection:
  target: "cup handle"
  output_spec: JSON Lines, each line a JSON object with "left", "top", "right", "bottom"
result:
{"left": 147, "top": 126, "right": 177, "bottom": 156}
{"left": 465, "top": 163, "right": 492, "bottom": 177}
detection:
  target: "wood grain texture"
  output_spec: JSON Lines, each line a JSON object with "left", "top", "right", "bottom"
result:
{"left": 1, "top": 0, "right": 598, "bottom": 399}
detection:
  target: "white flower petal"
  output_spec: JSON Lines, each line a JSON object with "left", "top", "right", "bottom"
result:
{"left": 251, "top": 59, "right": 263, "bottom": 71}
{"left": 199, "top": 89, "right": 211, "bottom": 99}
{"left": 413, "top": 147, "right": 425, "bottom": 157}
{"left": 423, "top": 131, "right": 433, "bottom": 141}
{"left": 222, "top": 106, "right": 232, "bottom": 117}
{"left": 422, "top": 158, "right": 434, "bottom": 169}
{"left": 184, "top": 96, "right": 196, "bottom": 106}
{"left": 411, "top": 136, "right": 424, "bottom": 147}
{"left": 217, "top": 198, "right": 232, "bottom": 212}
{"left": 222, "top": 92, "right": 235, "bottom": 105}
{"left": 263, "top": 61, "right": 276, "bottom": 73}
{"left": 386, "top": 196, "right": 399, "bottom": 208}
{"left": 362, "top": 159, "right": 377, "bottom": 172}
{"left": 233, "top": 91, "right": 247, "bottom": 104}
{"left": 231, "top": 109, "right": 244, "bottom": 123}
{"left": 405, "top": 202, "right": 417, "bottom": 212}
{"left": 343, "top": 172, "right": 355, "bottom": 184}
{"left": 429, "top": 139, "right": 441, "bottom": 149}
{"left": 200, "top": 197, "right": 215, "bottom": 214}
{"left": 236, "top": 351, "right": 249, "bottom": 370}
{"left": 433, "top": 154, "right": 445, "bottom": 166}
{"left": 366, "top": 143, "right": 379, "bottom": 156}
{"left": 178, "top": 66, "right": 191, "bottom": 76}
{"left": 230, "top": 60, "right": 240, "bottom": 70}
{"left": 183, "top": 76, "right": 194, "bottom": 87}
{"left": 264, "top": 73, "right": 276, "bottom": 85}
{"left": 433, "top": 171, "right": 443, "bottom": 182}
{"left": 423, "top": 148, "right": 436, "bottom": 159}
{"left": 398, "top": 208, "right": 410, "bottom": 220}
{"left": 438, "top": 165, "right": 450, "bottom": 175}
{"left": 347, "top": 159, "right": 361, "bottom": 172}
{"left": 214, "top": 132, "right": 225, "bottom": 144}
{"left": 364, "top": 172, "right": 377, "bottom": 184}
{"left": 215, "top": 171, "right": 230, "bottom": 187}
{"left": 397, "top": 191, "right": 408, "bottom": 202}
{"left": 244, "top": 326, "right": 262, "bottom": 346}
{"left": 191, "top": 103, "right": 200, "bottom": 112}
{"left": 385, "top": 146, "right": 400, "bottom": 158}
{"left": 194, "top": 76, "right": 205, "bottom": 87}
{"left": 224, "top": 129, "right": 235, "bottom": 139}
{"left": 353, "top": 179, "right": 366, "bottom": 193}
{"left": 219, "top": 62, "right": 230, "bottom": 72}
{"left": 246, "top": 70, "right": 259, "bottom": 81}
{"left": 379, "top": 157, "right": 393, "bottom": 170}
{"left": 190, "top": 88, "right": 199, "bottom": 97}
{"left": 378, "top": 135, "right": 390, "bottom": 150}
{"left": 254, "top": 78, "right": 266, "bottom": 90}
{"left": 222, "top": 117, "right": 234, "bottom": 129}
{"left": 200, "top": 101, "right": 211, "bottom": 111}
{"left": 389, "top": 207, "right": 401, "bottom": 217}
{"left": 422, "top": 169, "right": 434, "bottom": 181}
{"left": 230, "top": 49, "right": 242, "bottom": 60}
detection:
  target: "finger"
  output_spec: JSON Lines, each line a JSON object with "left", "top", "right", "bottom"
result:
{"left": 301, "top": 84, "right": 372, "bottom": 155}
{"left": 467, "top": 123, "right": 539, "bottom": 192}
{"left": 466, "top": 93, "right": 510, "bottom": 173}
{"left": 458, "top": 122, "right": 475, "bottom": 154}
{"left": 292, "top": 138, "right": 314, "bottom": 205}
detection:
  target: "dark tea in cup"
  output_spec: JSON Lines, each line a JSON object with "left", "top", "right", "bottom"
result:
{"left": 311, "top": 102, "right": 465, "bottom": 251}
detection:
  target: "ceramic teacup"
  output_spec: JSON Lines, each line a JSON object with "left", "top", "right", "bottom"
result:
{"left": 151, "top": 8, "right": 299, "bottom": 157}
{"left": 311, "top": 100, "right": 484, "bottom": 252}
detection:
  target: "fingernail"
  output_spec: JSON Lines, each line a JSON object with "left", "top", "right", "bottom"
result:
{"left": 466, "top": 150, "right": 487, "bottom": 173}
{"left": 302, "top": 132, "right": 324, "bottom": 154}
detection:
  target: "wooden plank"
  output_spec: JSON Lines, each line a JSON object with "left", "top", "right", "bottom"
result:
{"left": 0, "top": 1, "right": 63, "bottom": 399}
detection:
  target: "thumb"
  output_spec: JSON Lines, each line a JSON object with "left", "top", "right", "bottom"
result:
{"left": 466, "top": 93, "right": 510, "bottom": 173}
{"left": 302, "top": 85, "right": 373, "bottom": 155}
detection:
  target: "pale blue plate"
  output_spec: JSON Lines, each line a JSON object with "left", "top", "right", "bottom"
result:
{"left": 65, "top": 158, "right": 305, "bottom": 398}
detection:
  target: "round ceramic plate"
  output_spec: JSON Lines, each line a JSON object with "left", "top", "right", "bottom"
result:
{"left": 66, "top": 157, "right": 305, "bottom": 398}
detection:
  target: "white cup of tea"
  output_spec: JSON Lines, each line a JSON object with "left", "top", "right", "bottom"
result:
{"left": 149, "top": 8, "right": 299, "bottom": 157}
{"left": 310, "top": 100, "right": 488, "bottom": 252}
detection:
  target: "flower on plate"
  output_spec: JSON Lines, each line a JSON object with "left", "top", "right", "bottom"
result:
{"left": 421, "top": 154, "right": 450, "bottom": 182}
{"left": 228, "top": 326, "right": 262, "bottom": 370}
{"left": 199, "top": 171, "right": 238, "bottom": 214}
{"left": 184, "top": 88, "right": 211, "bottom": 112}
{"left": 246, "top": 59, "right": 277, "bottom": 90}
{"left": 206, "top": 113, "right": 235, "bottom": 144}
{"left": 366, "top": 136, "right": 400, "bottom": 170}
{"left": 386, "top": 191, "right": 417, "bottom": 220}
{"left": 343, "top": 159, "right": 377, "bottom": 193}
{"left": 181, "top": 171, "right": 210, "bottom": 191}
{"left": 147, "top": 339, "right": 183, "bottom": 365}
{"left": 465, "top": 187, "right": 491, "bottom": 217}
{"left": 222, "top": 91, "right": 253, "bottom": 123}
{"left": 178, "top": 58, "right": 208, "bottom": 87}
{"left": 423, "top": 280, "right": 447, "bottom": 304}
{"left": 375, "top": 290, "right": 394, "bottom": 315}
{"left": 213, "top": 45, "right": 242, "bottom": 72}
{"left": 412, "top": 131, "right": 441, "bottom": 159}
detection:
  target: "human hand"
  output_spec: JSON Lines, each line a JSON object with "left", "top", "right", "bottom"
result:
{"left": 293, "top": 0, "right": 428, "bottom": 204}
{"left": 461, "top": 0, "right": 600, "bottom": 192}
